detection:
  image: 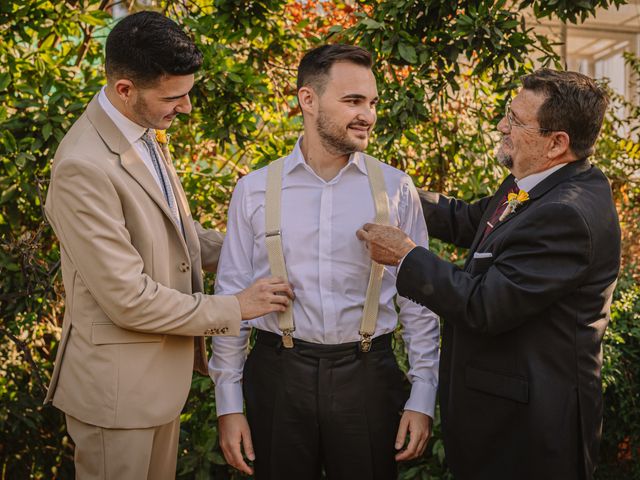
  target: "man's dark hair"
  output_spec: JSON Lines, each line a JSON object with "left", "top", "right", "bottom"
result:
{"left": 105, "top": 11, "right": 203, "bottom": 87}
{"left": 297, "top": 44, "right": 372, "bottom": 94}
{"left": 521, "top": 68, "right": 609, "bottom": 159}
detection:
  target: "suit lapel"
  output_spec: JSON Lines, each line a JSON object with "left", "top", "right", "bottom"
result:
{"left": 528, "top": 158, "right": 590, "bottom": 201}
{"left": 158, "top": 142, "right": 200, "bottom": 256}
{"left": 157, "top": 142, "right": 208, "bottom": 375}
{"left": 86, "top": 94, "right": 189, "bottom": 252}
{"left": 468, "top": 175, "right": 517, "bottom": 254}
{"left": 470, "top": 159, "right": 592, "bottom": 255}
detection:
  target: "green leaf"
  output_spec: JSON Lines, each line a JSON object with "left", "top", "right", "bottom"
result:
{"left": 2, "top": 131, "right": 17, "bottom": 152}
{"left": 362, "top": 18, "right": 382, "bottom": 30}
{"left": 227, "top": 72, "right": 242, "bottom": 83}
{"left": 0, "top": 184, "right": 17, "bottom": 204}
{"left": 0, "top": 72, "right": 11, "bottom": 91}
{"left": 78, "top": 13, "right": 106, "bottom": 27}
{"left": 42, "top": 123, "right": 52, "bottom": 140}
{"left": 398, "top": 42, "right": 417, "bottom": 64}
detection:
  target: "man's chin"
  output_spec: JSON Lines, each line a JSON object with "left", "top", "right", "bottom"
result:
{"left": 348, "top": 134, "right": 369, "bottom": 151}
{"left": 158, "top": 118, "right": 175, "bottom": 129}
{"left": 497, "top": 152, "right": 513, "bottom": 169}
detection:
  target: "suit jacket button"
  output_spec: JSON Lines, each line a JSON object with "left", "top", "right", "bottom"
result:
{"left": 179, "top": 261, "right": 189, "bottom": 272}
{"left": 204, "top": 328, "right": 213, "bottom": 335}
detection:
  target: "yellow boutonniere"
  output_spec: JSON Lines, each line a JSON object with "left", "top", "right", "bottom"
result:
{"left": 499, "top": 189, "right": 529, "bottom": 221}
{"left": 155, "top": 129, "right": 168, "bottom": 145}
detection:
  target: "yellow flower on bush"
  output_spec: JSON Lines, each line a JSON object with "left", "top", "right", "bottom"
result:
{"left": 155, "top": 129, "right": 168, "bottom": 144}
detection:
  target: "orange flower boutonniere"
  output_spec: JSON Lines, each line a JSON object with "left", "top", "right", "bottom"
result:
{"left": 499, "top": 190, "right": 529, "bottom": 221}
{"left": 155, "top": 129, "right": 168, "bottom": 145}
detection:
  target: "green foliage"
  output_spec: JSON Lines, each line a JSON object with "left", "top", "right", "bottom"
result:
{"left": 1, "top": 0, "right": 638, "bottom": 478}
{"left": 599, "top": 273, "right": 640, "bottom": 480}
{"left": 519, "top": 0, "right": 627, "bottom": 24}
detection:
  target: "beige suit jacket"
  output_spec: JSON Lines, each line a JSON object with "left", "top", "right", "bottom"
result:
{"left": 44, "top": 95, "right": 241, "bottom": 429}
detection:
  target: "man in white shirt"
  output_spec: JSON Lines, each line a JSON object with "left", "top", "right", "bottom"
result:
{"left": 209, "top": 44, "right": 439, "bottom": 480}
{"left": 45, "top": 11, "right": 292, "bottom": 479}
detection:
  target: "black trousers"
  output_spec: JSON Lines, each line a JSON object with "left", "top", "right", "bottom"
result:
{"left": 243, "top": 330, "right": 409, "bottom": 480}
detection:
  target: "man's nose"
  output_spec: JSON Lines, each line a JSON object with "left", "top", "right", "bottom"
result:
{"left": 175, "top": 95, "right": 192, "bottom": 114}
{"left": 358, "top": 104, "right": 376, "bottom": 124}
{"left": 497, "top": 115, "right": 510, "bottom": 134}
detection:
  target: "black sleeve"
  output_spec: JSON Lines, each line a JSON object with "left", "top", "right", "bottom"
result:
{"left": 419, "top": 190, "right": 493, "bottom": 249}
{"left": 398, "top": 201, "right": 592, "bottom": 335}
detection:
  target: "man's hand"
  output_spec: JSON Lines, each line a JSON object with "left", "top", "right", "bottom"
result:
{"left": 218, "top": 413, "right": 255, "bottom": 475}
{"left": 395, "top": 410, "right": 432, "bottom": 461}
{"left": 235, "top": 276, "right": 294, "bottom": 320}
{"left": 356, "top": 223, "right": 416, "bottom": 266}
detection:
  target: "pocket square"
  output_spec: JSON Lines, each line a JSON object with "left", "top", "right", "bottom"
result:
{"left": 473, "top": 252, "right": 493, "bottom": 259}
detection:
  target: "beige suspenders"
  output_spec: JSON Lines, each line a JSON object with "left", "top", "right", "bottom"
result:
{"left": 264, "top": 154, "right": 390, "bottom": 352}
{"left": 265, "top": 157, "right": 295, "bottom": 348}
{"left": 359, "top": 154, "right": 390, "bottom": 351}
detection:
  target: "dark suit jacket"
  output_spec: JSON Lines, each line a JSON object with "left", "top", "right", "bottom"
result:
{"left": 397, "top": 160, "right": 620, "bottom": 480}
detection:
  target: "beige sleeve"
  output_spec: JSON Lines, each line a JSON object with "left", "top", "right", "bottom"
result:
{"left": 45, "top": 158, "right": 240, "bottom": 337}
{"left": 194, "top": 221, "right": 224, "bottom": 273}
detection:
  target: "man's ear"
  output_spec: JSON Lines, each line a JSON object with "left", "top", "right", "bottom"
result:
{"left": 113, "top": 79, "right": 136, "bottom": 105}
{"left": 298, "top": 86, "right": 316, "bottom": 117}
{"left": 547, "top": 131, "right": 573, "bottom": 161}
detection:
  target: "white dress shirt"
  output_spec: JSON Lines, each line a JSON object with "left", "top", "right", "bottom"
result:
{"left": 98, "top": 87, "right": 171, "bottom": 195}
{"left": 209, "top": 138, "right": 440, "bottom": 418}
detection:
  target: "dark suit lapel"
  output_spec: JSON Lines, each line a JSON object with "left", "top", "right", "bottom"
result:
{"left": 471, "top": 159, "right": 592, "bottom": 253}
{"left": 467, "top": 175, "right": 517, "bottom": 255}
{"left": 527, "top": 158, "right": 591, "bottom": 201}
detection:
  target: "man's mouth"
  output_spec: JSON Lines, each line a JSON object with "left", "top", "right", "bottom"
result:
{"left": 348, "top": 124, "right": 370, "bottom": 133}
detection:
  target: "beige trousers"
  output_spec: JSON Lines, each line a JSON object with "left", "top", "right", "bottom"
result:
{"left": 65, "top": 414, "right": 180, "bottom": 480}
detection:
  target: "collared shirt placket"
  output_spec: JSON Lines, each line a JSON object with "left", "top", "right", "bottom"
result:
{"left": 318, "top": 180, "right": 338, "bottom": 344}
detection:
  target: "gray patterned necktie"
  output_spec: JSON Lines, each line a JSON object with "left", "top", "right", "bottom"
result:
{"left": 141, "top": 129, "right": 182, "bottom": 232}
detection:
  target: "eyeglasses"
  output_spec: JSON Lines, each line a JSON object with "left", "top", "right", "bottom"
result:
{"left": 504, "top": 102, "right": 552, "bottom": 134}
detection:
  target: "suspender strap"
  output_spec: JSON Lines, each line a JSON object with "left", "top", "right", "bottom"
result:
{"left": 264, "top": 154, "right": 390, "bottom": 351}
{"left": 265, "top": 157, "right": 295, "bottom": 347}
{"left": 360, "top": 155, "right": 390, "bottom": 351}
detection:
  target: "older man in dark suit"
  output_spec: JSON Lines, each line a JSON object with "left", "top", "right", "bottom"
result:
{"left": 357, "top": 69, "right": 621, "bottom": 480}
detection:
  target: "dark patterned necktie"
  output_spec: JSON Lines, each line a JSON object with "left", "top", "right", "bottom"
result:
{"left": 141, "top": 129, "right": 182, "bottom": 231}
{"left": 479, "top": 184, "right": 519, "bottom": 244}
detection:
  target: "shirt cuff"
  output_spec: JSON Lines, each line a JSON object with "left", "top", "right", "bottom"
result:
{"left": 214, "top": 382, "right": 244, "bottom": 416}
{"left": 404, "top": 381, "right": 437, "bottom": 418}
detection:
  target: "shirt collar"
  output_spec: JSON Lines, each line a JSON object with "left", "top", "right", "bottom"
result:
{"left": 516, "top": 163, "right": 568, "bottom": 192}
{"left": 285, "top": 136, "right": 368, "bottom": 176}
{"left": 98, "top": 86, "right": 147, "bottom": 145}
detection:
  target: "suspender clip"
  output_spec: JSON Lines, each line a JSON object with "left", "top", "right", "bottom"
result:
{"left": 281, "top": 329, "right": 294, "bottom": 348}
{"left": 359, "top": 333, "right": 372, "bottom": 353}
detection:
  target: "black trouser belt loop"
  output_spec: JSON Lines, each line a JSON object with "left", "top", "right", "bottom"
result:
{"left": 255, "top": 329, "right": 392, "bottom": 359}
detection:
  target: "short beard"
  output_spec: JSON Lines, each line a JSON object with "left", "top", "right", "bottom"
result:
{"left": 131, "top": 93, "right": 156, "bottom": 129}
{"left": 316, "top": 108, "right": 367, "bottom": 156}
{"left": 497, "top": 149, "right": 513, "bottom": 169}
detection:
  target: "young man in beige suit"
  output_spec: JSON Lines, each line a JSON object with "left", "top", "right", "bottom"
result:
{"left": 45, "top": 11, "right": 293, "bottom": 480}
